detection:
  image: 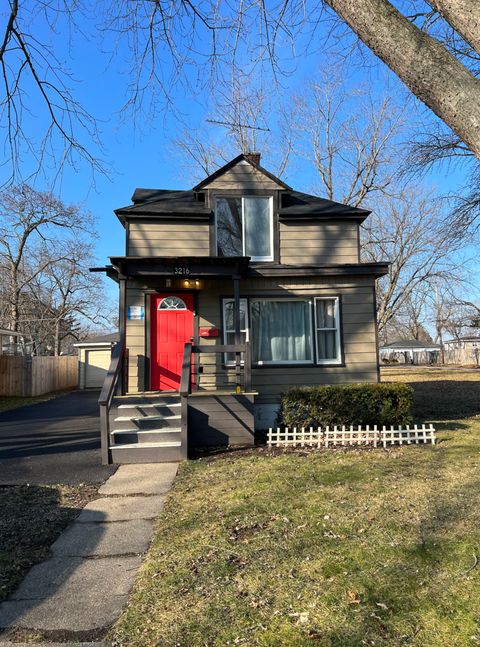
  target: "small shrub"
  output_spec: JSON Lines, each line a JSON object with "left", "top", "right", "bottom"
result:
{"left": 278, "top": 383, "right": 413, "bottom": 428}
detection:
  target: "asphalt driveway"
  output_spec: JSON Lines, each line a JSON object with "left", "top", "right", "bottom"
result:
{"left": 0, "top": 390, "right": 117, "bottom": 485}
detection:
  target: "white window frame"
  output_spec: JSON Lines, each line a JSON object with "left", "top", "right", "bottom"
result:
{"left": 314, "top": 296, "right": 342, "bottom": 365}
{"left": 215, "top": 196, "right": 274, "bottom": 262}
{"left": 250, "top": 298, "right": 314, "bottom": 365}
{"left": 222, "top": 298, "right": 249, "bottom": 366}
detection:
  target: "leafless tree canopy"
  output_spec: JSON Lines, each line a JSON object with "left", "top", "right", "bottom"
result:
{"left": 2, "top": 0, "right": 480, "bottom": 197}
{"left": 0, "top": 184, "right": 111, "bottom": 354}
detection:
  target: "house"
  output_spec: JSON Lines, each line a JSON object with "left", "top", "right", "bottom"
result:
{"left": 443, "top": 336, "right": 480, "bottom": 366}
{"left": 74, "top": 332, "right": 119, "bottom": 389}
{"left": 380, "top": 339, "right": 441, "bottom": 365}
{"left": 93, "top": 153, "right": 388, "bottom": 464}
{"left": 0, "top": 328, "right": 30, "bottom": 356}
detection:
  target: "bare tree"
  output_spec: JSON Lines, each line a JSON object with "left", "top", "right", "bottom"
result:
{"left": 323, "top": 0, "right": 480, "bottom": 159}
{"left": 361, "top": 189, "right": 469, "bottom": 333}
{"left": 293, "top": 71, "right": 406, "bottom": 205}
{"left": 34, "top": 241, "right": 111, "bottom": 355}
{"left": 171, "top": 76, "right": 294, "bottom": 183}
{"left": 0, "top": 1, "right": 105, "bottom": 185}
{"left": 0, "top": 184, "right": 107, "bottom": 353}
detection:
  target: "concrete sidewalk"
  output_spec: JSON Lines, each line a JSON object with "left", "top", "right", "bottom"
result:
{"left": 0, "top": 462, "right": 178, "bottom": 642}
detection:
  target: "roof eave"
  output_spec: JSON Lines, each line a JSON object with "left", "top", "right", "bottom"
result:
{"left": 278, "top": 211, "right": 370, "bottom": 222}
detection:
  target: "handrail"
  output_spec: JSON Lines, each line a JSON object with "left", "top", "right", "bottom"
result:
{"left": 179, "top": 342, "right": 192, "bottom": 460}
{"left": 99, "top": 341, "right": 125, "bottom": 464}
{"left": 99, "top": 341, "right": 125, "bottom": 405}
{"left": 180, "top": 342, "right": 193, "bottom": 396}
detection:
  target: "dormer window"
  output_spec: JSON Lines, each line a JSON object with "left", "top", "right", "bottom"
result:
{"left": 215, "top": 196, "right": 273, "bottom": 262}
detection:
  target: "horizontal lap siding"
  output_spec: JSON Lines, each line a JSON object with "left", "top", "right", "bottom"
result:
{"left": 280, "top": 222, "right": 359, "bottom": 264}
{"left": 196, "top": 276, "right": 379, "bottom": 396}
{"left": 126, "top": 284, "right": 146, "bottom": 392}
{"left": 128, "top": 222, "right": 210, "bottom": 256}
{"left": 203, "top": 164, "right": 281, "bottom": 191}
{"left": 124, "top": 276, "right": 379, "bottom": 395}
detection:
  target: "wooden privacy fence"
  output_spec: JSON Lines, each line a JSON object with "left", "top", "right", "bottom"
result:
{"left": 0, "top": 355, "right": 78, "bottom": 397}
{"left": 268, "top": 424, "right": 436, "bottom": 448}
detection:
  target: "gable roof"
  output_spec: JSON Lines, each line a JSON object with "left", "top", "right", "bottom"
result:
{"left": 192, "top": 153, "right": 292, "bottom": 191}
{"left": 380, "top": 339, "right": 441, "bottom": 350}
{"left": 114, "top": 155, "right": 370, "bottom": 222}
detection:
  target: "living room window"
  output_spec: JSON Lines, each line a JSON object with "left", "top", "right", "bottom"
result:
{"left": 315, "top": 297, "right": 341, "bottom": 364}
{"left": 216, "top": 196, "right": 273, "bottom": 261}
{"left": 250, "top": 299, "right": 313, "bottom": 364}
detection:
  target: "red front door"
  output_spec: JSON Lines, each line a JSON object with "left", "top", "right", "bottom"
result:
{"left": 151, "top": 293, "right": 194, "bottom": 391}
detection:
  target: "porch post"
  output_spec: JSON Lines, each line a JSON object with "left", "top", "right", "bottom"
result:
{"left": 233, "top": 274, "right": 241, "bottom": 392}
{"left": 119, "top": 277, "right": 127, "bottom": 395}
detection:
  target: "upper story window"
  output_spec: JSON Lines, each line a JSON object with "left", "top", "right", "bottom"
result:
{"left": 215, "top": 196, "right": 273, "bottom": 262}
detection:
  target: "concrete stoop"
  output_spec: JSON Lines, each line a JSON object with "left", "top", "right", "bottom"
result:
{"left": 0, "top": 463, "right": 178, "bottom": 640}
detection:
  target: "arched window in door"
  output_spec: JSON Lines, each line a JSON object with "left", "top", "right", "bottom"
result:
{"left": 158, "top": 296, "right": 187, "bottom": 310}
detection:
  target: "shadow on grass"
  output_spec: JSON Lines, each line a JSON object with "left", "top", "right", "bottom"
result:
{"left": 410, "top": 380, "right": 480, "bottom": 420}
{"left": 0, "top": 485, "right": 82, "bottom": 603}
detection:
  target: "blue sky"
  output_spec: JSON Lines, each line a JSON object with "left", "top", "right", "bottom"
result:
{"left": 3, "top": 2, "right": 475, "bottom": 311}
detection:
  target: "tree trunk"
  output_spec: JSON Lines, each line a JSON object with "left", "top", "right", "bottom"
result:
{"left": 54, "top": 319, "right": 61, "bottom": 357}
{"left": 429, "top": 0, "right": 480, "bottom": 54}
{"left": 325, "top": 0, "right": 480, "bottom": 159}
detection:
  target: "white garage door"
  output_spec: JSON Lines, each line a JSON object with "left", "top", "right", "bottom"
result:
{"left": 85, "top": 349, "right": 112, "bottom": 388}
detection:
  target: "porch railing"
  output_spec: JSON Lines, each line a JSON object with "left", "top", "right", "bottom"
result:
{"left": 192, "top": 343, "right": 252, "bottom": 393}
{"left": 179, "top": 341, "right": 252, "bottom": 459}
{"left": 98, "top": 341, "right": 128, "bottom": 465}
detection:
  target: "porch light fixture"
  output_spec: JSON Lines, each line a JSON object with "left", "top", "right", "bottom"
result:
{"left": 182, "top": 279, "right": 202, "bottom": 289}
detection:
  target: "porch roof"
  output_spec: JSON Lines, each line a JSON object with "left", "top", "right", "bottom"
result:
{"left": 91, "top": 257, "right": 389, "bottom": 280}
{"left": 106, "top": 256, "right": 251, "bottom": 278}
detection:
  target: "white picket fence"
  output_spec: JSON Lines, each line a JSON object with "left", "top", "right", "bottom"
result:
{"left": 267, "top": 424, "right": 436, "bottom": 448}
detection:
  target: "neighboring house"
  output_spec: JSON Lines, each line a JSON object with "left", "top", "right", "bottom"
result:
{"left": 380, "top": 339, "right": 441, "bottom": 365}
{"left": 0, "top": 328, "right": 31, "bottom": 356}
{"left": 74, "top": 333, "right": 120, "bottom": 389}
{"left": 93, "top": 153, "right": 388, "bottom": 464}
{"left": 443, "top": 336, "right": 480, "bottom": 366}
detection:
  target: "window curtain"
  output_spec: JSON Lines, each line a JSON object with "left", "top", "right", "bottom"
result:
{"left": 244, "top": 197, "right": 271, "bottom": 258}
{"left": 251, "top": 300, "right": 312, "bottom": 362}
{"left": 316, "top": 299, "right": 338, "bottom": 360}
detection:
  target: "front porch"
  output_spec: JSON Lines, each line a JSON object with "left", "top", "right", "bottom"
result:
{"left": 98, "top": 338, "right": 256, "bottom": 464}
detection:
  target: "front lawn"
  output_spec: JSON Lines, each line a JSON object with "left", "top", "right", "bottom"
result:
{"left": 114, "top": 369, "right": 480, "bottom": 647}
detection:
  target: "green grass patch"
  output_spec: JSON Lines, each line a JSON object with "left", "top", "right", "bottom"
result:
{"left": 114, "top": 369, "right": 480, "bottom": 647}
{"left": 0, "top": 484, "right": 98, "bottom": 602}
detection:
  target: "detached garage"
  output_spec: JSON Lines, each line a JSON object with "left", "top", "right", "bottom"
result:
{"left": 74, "top": 333, "right": 119, "bottom": 389}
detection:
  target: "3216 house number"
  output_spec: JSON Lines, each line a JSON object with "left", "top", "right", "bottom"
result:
{"left": 174, "top": 266, "right": 190, "bottom": 275}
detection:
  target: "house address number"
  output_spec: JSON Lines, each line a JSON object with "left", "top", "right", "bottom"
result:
{"left": 174, "top": 266, "right": 190, "bottom": 275}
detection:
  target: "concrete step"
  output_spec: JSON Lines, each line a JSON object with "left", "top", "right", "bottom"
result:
{"left": 111, "top": 428, "right": 182, "bottom": 445}
{"left": 113, "top": 414, "right": 181, "bottom": 431}
{"left": 115, "top": 395, "right": 180, "bottom": 406}
{"left": 110, "top": 443, "right": 184, "bottom": 464}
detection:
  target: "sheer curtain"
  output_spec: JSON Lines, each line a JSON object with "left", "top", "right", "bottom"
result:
{"left": 251, "top": 300, "right": 312, "bottom": 363}
{"left": 316, "top": 298, "right": 339, "bottom": 361}
{"left": 244, "top": 197, "right": 272, "bottom": 260}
